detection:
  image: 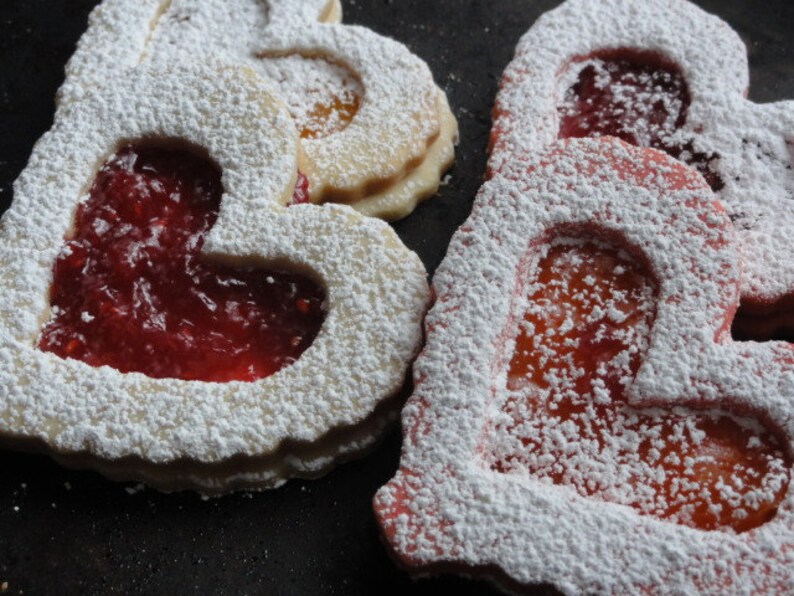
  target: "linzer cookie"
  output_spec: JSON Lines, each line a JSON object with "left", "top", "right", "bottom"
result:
{"left": 0, "top": 63, "right": 430, "bottom": 493}
{"left": 490, "top": 0, "right": 794, "bottom": 308}
{"left": 58, "top": 0, "right": 457, "bottom": 221}
{"left": 375, "top": 138, "right": 794, "bottom": 594}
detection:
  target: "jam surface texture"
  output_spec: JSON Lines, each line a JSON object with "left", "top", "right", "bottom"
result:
{"left": 484, "top": 241, "right": 789, "bottom": 533}
{"left": 39, "top": 144, "right": 325, "bottom": 382}
{"left": 558, "top": 50, "right": 724, "bottom": 190}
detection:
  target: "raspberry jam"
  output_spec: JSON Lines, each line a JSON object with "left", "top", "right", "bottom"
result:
{"left": 486, "top": 241, "right": 789, "bottom": 532}
{"left": 291, "top": 171, "right": 311, "bottom": 205}
{"left": 38, "top": 144, "right": 325, "bottom": 382}
{"left": 558, "top": 50, "right": 724, "bottom": 190}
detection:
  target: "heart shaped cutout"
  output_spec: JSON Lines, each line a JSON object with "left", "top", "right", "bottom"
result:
{"left": 376, "top": 138, "right": 794, "bottom": 593}
{"left": 0, "top": 63, "right": 429, "bottom": 493}
{"left": 482, "top": 238, "right": 788, "bottom": 533}
{"left": 38, "top": 143, "right": 324, "bottom": 382}
{"left": 490, "top": 0, "right": 794, "bottom": 306}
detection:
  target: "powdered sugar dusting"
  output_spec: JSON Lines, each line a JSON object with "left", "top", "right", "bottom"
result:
{"left": 375, "top": 138, "right": 794, "bottom": 593}
{"left": 254, "top": 53, "right": 362, "bottom": 139}
{"left": 57, "top": 0, "right": 335, "bottom": 109}
{"left": 556, "top": 52, "right": 725, "bottom": 191}
{"left": 55, "top": 0, "right": 168, "bottom": 107}
{"left": 482, "top": 238, "right": 788, "bottom": 534}
{"left": 490, "top": 0, "right": 794, "bottom": 303}
{"left": 58, "top": 0, "right": 456, "bottom": 219}
{"left": 0, "top": 63, "right": 429, "bottom": 493}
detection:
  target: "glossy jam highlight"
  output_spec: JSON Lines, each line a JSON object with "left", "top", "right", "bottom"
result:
{"left": 39, "top": 144, "right": 325, "bottom": 382}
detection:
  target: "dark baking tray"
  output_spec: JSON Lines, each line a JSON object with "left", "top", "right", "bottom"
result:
{"left": 0, "top": 1, "right": 792, "bottom": 594}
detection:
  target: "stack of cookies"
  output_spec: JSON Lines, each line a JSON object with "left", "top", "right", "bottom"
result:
{"left": 376, "top": 0, "right": 794, "bottom": 593}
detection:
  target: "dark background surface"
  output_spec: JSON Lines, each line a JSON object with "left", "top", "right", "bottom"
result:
{"left": 0, "top": 1, "right": 792, "bottom": 594}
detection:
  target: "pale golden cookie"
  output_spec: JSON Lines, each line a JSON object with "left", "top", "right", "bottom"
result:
{"left": 0, "top": 63, "right": 430, "bottom": 493}
{"left": 58, "top": 0, "right": 457, "bottom": 221}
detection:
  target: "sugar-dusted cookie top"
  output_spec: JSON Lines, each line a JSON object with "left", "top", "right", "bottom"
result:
{"left": 58, "top": 0, "right": 457, "bottom": 221}
{"left": 0, "top": 62, "right": 430, "bottom": 493}
{"left": 375, "top": 137, "right": 794, "bottom": 594}
{"left": 490, "top": 0, "right": 794, "bottom": 305}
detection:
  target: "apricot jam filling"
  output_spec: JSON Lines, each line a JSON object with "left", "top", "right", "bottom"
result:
{"left": 557, "top": 50, "right": 724, "bottom": 190}
{"left": 38, "top": 144, "right": 325, "bottom": 382}
{"left": 301, "top": 93, "right": 360, "bottom": 140}
{"left": 256, "top": 53, "right": 362, "bottom": 140}
{"left": 485, "top": 241, "right": 789, "bottom": 533}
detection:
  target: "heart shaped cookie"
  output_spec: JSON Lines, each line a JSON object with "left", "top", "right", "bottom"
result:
{"left": 375, "top": 138, "right": 794, "bottom": 593}
{"left": 489, "top": 0, "right": 794, "bottom": 309}
{"left": 0, "top": 63, "right": 430, "bottom": 493}
{"left": 58, "top": 0, "right": 457, "bottom": 221}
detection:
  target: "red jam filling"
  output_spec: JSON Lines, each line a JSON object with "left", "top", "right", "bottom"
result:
{"left": 38, "top": 144, "right": 325, "bottom": 382}
{"left": 290, "top": 171, "right": 311, "bottom": 205}
{"left": 487, "top": 241, "right": 789, "bottom": 533}
{"left": 558, "top": 50, "right": 724, "bottom": 190}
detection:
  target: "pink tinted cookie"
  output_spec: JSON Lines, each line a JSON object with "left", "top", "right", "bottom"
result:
{"left": 375, "top": 138, "right": 794, "bottom": 594}
{"left": 490, "top": 0, "right": 794, "bottom": 307}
